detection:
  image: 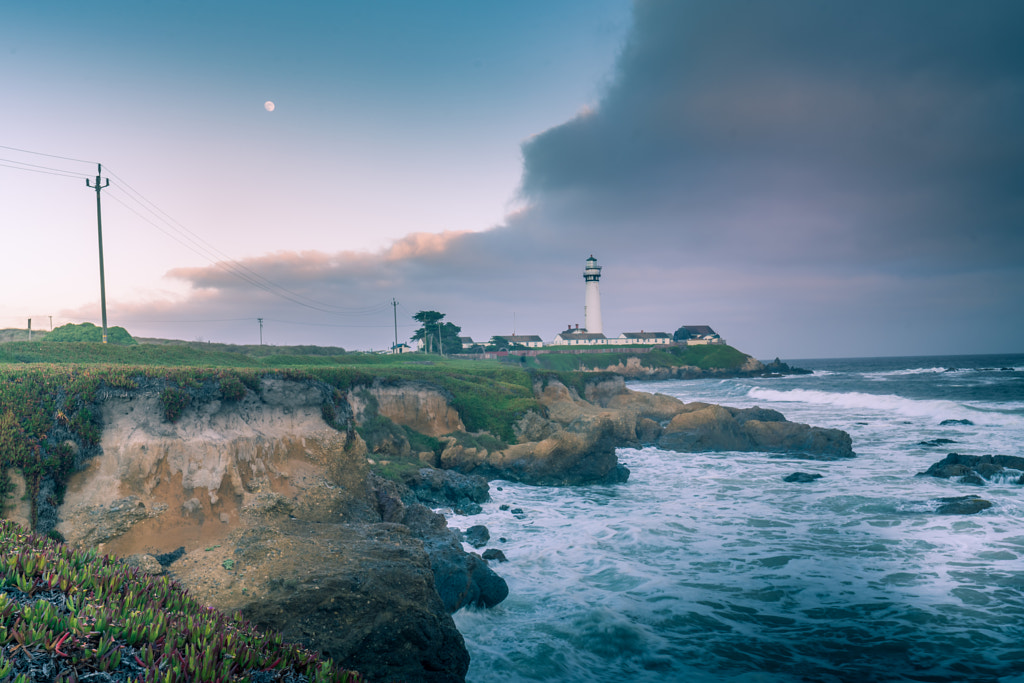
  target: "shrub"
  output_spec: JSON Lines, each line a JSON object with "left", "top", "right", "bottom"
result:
{"left": 44, "top": 322, "right": 137, "bottom": 345}
{"left": 219, "top": 375, "right": 248, "bottom": 402}
{"left": 159, "top": 387, "right": 191, "bottom": 423}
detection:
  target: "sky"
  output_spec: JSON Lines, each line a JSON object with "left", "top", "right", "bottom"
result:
{"left": 2, "top": 0, "right": 1022, "bottom": 359}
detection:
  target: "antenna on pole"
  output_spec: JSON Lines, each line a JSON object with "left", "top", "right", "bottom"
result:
{"left": 86, "top": 164, "right": 111, "bottom": 343}
{"left": 391, "top": 298, "right": 399, "bottom": 354}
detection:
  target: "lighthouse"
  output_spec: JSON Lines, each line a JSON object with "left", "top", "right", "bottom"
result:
{"left": 583, "top": 255, "right": 603, "bottom": 334}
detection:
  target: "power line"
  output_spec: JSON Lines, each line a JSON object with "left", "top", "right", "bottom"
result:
{"left": 0, "top": 144, "right": 95, "bottom": 165}
{"left": 0, "top": 159, "right": 89, "bottom": 180}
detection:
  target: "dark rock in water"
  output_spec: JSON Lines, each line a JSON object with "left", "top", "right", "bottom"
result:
{"left": 499, "top": 504, "right": 510, "bottom": 511}
{"left": 935, "top": 495, "right": 992, "bottom": 515}
{"left": 919, "top": 438, "right": 956, "bottom": 447}
{"left": 939, "top": 419, "right": 974, "bottom": 426}
{"left": 482, "top": 549, "right": 508, "bottom": 563}
{"left": 402, "top": 505, "right": 508, "bottom": 611}
{"left": 612, "top": 463, "right": 631, "bottom": 483}
{"left": 761, "top": 358, "right": 812, "bottom": 375}
{"left": 783, "top": 472, "right": 822, "bottom": 483}
{"left": 464, "top": 525, "right": 490, "bottom": 548}
{"left": 510, "top": 508, "right": 524, "bottom": 516}
{"left": 918, "top": 453, "right": 1024, "bottom": 484}
{"left": 404, "top": 467, "right": 490, "bottom": 515}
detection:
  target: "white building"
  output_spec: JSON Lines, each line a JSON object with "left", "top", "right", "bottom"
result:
{"left": 551, "top": 328, "right": 609, "bottom": 346}
{"left": 611, "top": 331, "right": 672, "bottom": 345}
{"left": 583, "top": 255, "right": 603, "bottom": 335}
{"left": 494, "top": 335, "right": 545, "bottom": 348}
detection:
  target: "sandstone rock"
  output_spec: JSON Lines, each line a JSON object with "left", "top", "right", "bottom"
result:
{"left": 636, "top": 417, "right": 663, "bottom": 445}
{"left": 658, "top": 405, "right": 854, "bottom": 460}
{"left": 513, "top": 411, "right": 560, "bottom": 442}
{"left": 349, "top": 380, "right": 465, "bottom": 437}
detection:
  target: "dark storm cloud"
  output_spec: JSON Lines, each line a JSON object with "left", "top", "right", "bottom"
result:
{"left": 520, "top": 0, "right": 1024, "bottom": 271}
{"left": 131, "top": 0, "right": 1024, "bottom": 355}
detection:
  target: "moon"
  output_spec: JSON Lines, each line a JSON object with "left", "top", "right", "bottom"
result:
{"left": 264, "top": 101, "right": 275, "bottom": 112}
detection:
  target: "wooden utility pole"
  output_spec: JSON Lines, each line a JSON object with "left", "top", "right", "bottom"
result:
{"left": 392, "top": 298, "right": 399, "bottom": 353}
{"left": 258, "top": 318, "right": 264, "bottom": 345}
{"left": 86, "top": 164, "right": 110, "bottom": 343}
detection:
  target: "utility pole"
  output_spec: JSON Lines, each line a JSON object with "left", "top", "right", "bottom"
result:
{"left": 86, "top": 164, "right": 110, "bottom": 343}
{"left": 258, "top": 318, "right": 264, "bottom": 345}
{"left": 392, "top": 298, "right": 398, "bottom": 353}
{"left": 437, "top": 321, "right": 443, "bottom": 357}
{"left": 27, "top": 319, "right": 31, "bottom": 342}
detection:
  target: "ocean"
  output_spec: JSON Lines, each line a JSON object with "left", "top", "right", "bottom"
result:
{"left": 450, "top": 354, "right": 1024, "bottom": 683}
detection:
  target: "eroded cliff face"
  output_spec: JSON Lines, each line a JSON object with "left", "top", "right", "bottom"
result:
{"left": 50, "top": 377, "right": 486, "bottom": 683}
{"left": 349, "top": 380, "right": 465, "bottom": 437}
{"left": 57, "top": 378, "right": 371, "bottom": 553}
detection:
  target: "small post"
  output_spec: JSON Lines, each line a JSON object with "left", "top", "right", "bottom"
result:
{"left": 86, "top": 164, "right": 111, "bottom": 343}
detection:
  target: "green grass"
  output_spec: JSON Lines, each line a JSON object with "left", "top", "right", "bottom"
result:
{"left": 0, "top": 520, "right": 362, "bottom": 682}
{"left": 526, "top": 344, "right": 750, "bottom": 372}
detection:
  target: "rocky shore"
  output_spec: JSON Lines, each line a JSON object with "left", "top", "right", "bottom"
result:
{"left": 7, "top": 374, "right": 852, "bottom": 682}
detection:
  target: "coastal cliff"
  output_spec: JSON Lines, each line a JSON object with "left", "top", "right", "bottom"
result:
{"left": 1, "top": 366, "right": 852, "bottom": 682}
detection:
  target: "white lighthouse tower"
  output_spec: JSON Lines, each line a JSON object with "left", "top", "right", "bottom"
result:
{"left": 583, "top": 255, "right": 603, "bottom": 334}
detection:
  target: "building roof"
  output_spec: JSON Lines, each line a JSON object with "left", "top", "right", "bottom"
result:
{"left": 497, "top": 335, "right": 543, "bottom": 343}
{"left": 458, "top": 336, "right": 476, "bottom": 344}
{"left": 681, "top": 325, "right": 717, "bottom": 337}
{"left": 621, "top": 332, "right": 671, "bottom": 339}
{"left": 556, "top": 332, "right": 607, "bottom": 340}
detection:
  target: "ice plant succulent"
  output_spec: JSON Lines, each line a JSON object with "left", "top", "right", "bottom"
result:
{"left": 0, "top": 520, "right": 364, "bottom": 682}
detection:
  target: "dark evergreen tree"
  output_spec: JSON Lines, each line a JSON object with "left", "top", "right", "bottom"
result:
{"left": 411, "top": 311, "right": 461, "bottom": 354}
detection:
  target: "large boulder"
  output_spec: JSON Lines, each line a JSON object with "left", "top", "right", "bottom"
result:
{"left": 171, "top": 519, "right": 470, "bottom": 683}
{"left": 658, "top": 405, "right": 854, "bottom": 459}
